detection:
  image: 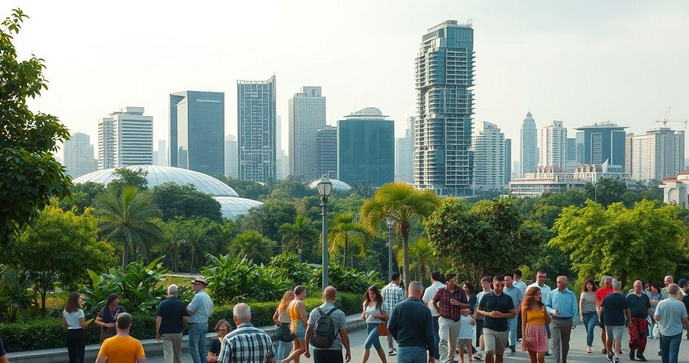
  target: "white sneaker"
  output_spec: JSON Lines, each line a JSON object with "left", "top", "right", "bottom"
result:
{"left": 388, "top": 348, "right": 396, "bottom": 356}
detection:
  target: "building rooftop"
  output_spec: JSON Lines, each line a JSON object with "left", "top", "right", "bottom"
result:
{"left": 575, "top": 121, "right": 628, "bottom": 130}
{"left": 343, "top": 107, "right": 389, "bottom": 119}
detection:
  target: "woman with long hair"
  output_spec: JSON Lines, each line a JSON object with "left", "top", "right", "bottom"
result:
{"left": 361, "top": 285, "right": 388, "bottom": 363}
{"left": 521, "top": 286, "right": 550, "bottom": 363}
{"left": 62, "top": 292, "right": 92, "bottom": 363}
{"left": 94, "top": 293, "right": 125, "bottom": 343}
{"left": 207, "top": 319, "right": 232, "bottom": 363}
{"left": 283, "top": 286, "right": 309, "bottom": 363}
{"left": 273, "top": 291, "right": 296, "bottom": 361}
{"left": 579, "top": 279, "right": 598, "bottom": 353}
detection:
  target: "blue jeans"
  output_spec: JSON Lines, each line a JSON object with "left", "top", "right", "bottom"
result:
{"left": 188, "top": 323, "right": 208, "bottom": 363}
{"left": 583, "top": 312, "right": 598, "bottom": 347}
{"left": 365, "top": 323, "right": 383, "bottom": 350}
{"left": 277, "top": 340, "right": 291, "bottom": 361}
{"left": 508, "top": 317, "right": 518, "bottom": 348}
{"left": 397, "top": 345, "right": 427, "bottom": 363}
{"left": 432, "top": 316, "right": 440, "bottom": 359}
{"left": 659, "top": 333, "right": 682, "bottom": 363}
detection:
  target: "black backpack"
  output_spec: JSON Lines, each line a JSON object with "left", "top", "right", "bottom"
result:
{"left": 310, "top": 307, "right": 339, "bottom": 349}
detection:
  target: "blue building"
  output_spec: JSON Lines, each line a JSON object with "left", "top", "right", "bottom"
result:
{"left": 337, "top": 108, "right": 394, "bottom": 187}
{"left": 169, "top": 91, "right": 225, "bottom": 176}
{"left": 575, "top": 122, "right": 627, "bottom": 171}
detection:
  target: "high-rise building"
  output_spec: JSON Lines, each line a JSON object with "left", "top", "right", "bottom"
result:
{"left": 520, "top": 111, "right": 538, "bottom": 177}
{"left": 289, "top": 86, "right": 326, "bottom": 180}
{"left": 64, "top": 132, "right": 98, "bottom": 178}
{"left": 566, "top": 138, "right": 577, "bottom": 171}
{"left": 472, "top": 122, "right": 506, "bottom": 190}
{"left": 395, "top": 116, "right": 415, "bottom": 183}
{"left": 153, "top": 140, "right": 167, "bottom": 166}
{"left": 98, "top": 107, "right": 153, "bottom": 169}
{"left": 338, "top": 107, "right": 394, "bottom": 187}
{"left": 628, "top": 128, "right": 685, "bottom": 181}
{"left": 539, "top": 120, "right": 567, "bottom": 170}
{"left": 169, "top": 91, "right": 224, "bottom": 176}
{"left": 316, "top": 125, "right": 337, "bottom": 179}
{"left": 505, "top": 138, "right": 512, "bottom": 184}
{"left": 237, "top": 76, "right": 276, "bottom": 183}
{"left": 414, "top": 20, "right": 475, "bottom": 197}
{"left": 574, "top": 122, "right": 627, "bottom": 170}
{"left": 224, "top": 135, "right": 238, "bottom": 178}
{"left": 276, "top": 115, "right": 288, "bottom": 180}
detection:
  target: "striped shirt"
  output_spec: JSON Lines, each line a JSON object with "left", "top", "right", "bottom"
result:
{"left": 218, "top": 322, "right": 276, "bottom": 363}
{"left": 382, "top": 282, "right": 405, "bottom": 313}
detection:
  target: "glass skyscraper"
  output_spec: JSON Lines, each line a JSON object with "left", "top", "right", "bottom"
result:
{"left": 169, "top": 91, "right": 225, "bottom": 176}
{"left": 414, "top": 20, "right": 475, "bottom": 196}
{"left": 289, "top": 86, "right": 326, "bottom": 180}
{"left": 237, "top": 76, "right": 276, "bottom": 183}
{"left": 337, "top": 108, "right": 394, "bottom": 187}
{"left": 574, "top": 122, "right": 627, "bottom": 170}
{"left": 520, "top": 111, "right": 539, "bottom": 177}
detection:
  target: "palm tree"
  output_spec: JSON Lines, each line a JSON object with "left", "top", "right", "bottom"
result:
{"left": 278, "top": 215, "right": 318, "bottom": 263}
{"left": 328, "top": 213, "right": 369, "bottom": 268}
{"left": 360, "top": 182, "right": 441, "bottom": 286}
{"left": 229, "top": 230, "right": 275, "bottom": 265}
{"left": 184, "top": 223, "right": 214, "bottom": 274}
{"left": 396, "top": 237, "right": 436, "bottom": 282}
{"left": 95, "top": 186, "right": 163, "bottom": 269}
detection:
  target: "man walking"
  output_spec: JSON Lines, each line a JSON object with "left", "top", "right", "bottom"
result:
{"left": 218, "top": 303, "right": 275, "bottom": 363}
{"left": 600, "top": 281, "right": 631, "bottom": 363}
{"left": 654, "top": 283, "right": 689, "bottom": 363}
{"left": 432, "top": 273, "right": 468, "bottom": 363}
{"left": 513, "top": 270, "right": 527, "bottom": 342}
{"left": 422, "top": 271, "right": 446, "bottom": 359}
{"left": 477, "top": 276, "right": 516, "bottom": 363}
{"left": 388, "top": 281, "right": 436, "bottom": 363}
{"left": 596, "top": 276, "right": 614, "bottom": 354}
{"left": 156, "top": 284, "right": 189, "bottom": 363}
{"left": 545, "top": 275, "right": 577, "bottom": 363}
{"left": 96, "top": 313, "right": 146, "bottom": 363}
{"left": 382, "top": 272, "right": 405, "bottom": 356}
{"left": 187, "top": 276, "right": 214, "bottom": 363}
{"left": 626, "top": 280, "right": 652, "bottom": 361}
{"left": 503, "top": 273, "right": 523, "bottom": 354}
{"left": 305, "top": 286, "right": 351, "bottom": 363}
{"left": 661, "top": 276, "right": 674, "bottom": 300}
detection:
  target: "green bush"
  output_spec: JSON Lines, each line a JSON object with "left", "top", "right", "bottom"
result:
{"left": 0, "top": 292, "right": 362, "bottom": 352}
{"left": 312, "top": 263, "right": 384, "bottom": 293}
{"left": 267, "top": 253, "right": 313, "bottom": 286}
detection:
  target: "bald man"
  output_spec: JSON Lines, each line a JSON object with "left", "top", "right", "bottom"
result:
{"left": 305, "top": 287, "right": 351, "bottom": 363}
{"left": 626, "top": 280, "right": 652, "bottom": 361}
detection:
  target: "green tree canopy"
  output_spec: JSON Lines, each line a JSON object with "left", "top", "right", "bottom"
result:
{"left": 583, "top": 178, "right": 627, "bottom": 207}
{"left": 278, "top": 215, "right": 318, "bottom": 263}
{"left": 59, "top": 182, "right": 105, "bottom": 215}
{"left": 216, "top": 175, "right": 270, "bottom": 200}
{"left": 327, "top": 213, "right": 370, "bottom": 268}
{"left": 107, "top": 168, "right": 148, "bottom": 192}
{"left": 0, "top": 9, "right": 71, "bottom": 248}
{"left": 229, "top": 230, "right": 275, "bottom": 265}
{"left": 551, "top": 200, "right": 688, "bottom": 287}
{"left": 241, "top": 200, "right": 297, "bottom": 242}
{"left": 151, "top": 182, "right": 222, "bottom": 222}
{"left": 8, "top": 201, "right": 115, "bottom": 316}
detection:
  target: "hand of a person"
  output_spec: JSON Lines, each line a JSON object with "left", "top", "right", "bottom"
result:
{"left": 107, "top": 323, "right": 116, "bottom": 328}
{"left": 580, "top": 315, "right": 584, "bottom": 322}
{"left": 540, "top": 306, "right": 547, "bottom": 313}
{"left": 361, "top": 312, "right": 366, "bottom": 320}
{"left": 304, "top": 350, "right": 311, "bottom": 359}
{"left": 450, "top": 298, "right": 459, "bottom": 306}
{"left": 571, "top": 324, "right": 576, "bottom": 330}
{"left": 345, "top": 349, "right": 351, "bottom": 362}
{"left": 429, "top": 356, "right": 436, "bottom": 363}
{"left": 552, "top": 310, "right": 559, "bottom": 316}
{"left": 155, "top": 333, "right": 161, "bottom": 341}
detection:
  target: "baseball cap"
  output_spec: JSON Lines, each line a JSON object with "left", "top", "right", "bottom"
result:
{"left": 678, "top": 278, "right": 687, "bottom": 288}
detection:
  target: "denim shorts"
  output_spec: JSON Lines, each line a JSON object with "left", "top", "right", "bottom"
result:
{"left": 296, "top": 320, "right": 306, "bottom": 340}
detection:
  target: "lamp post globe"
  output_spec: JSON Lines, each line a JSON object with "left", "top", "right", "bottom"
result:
{"left": 317, "top": 175, "right": 332, "bottom": 291}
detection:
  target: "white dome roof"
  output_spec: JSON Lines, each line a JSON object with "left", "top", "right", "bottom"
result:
{"left": 213, "top": 197, "right": 263, "bottom": 220}
{"left": 73, "top": 165, "right": 239, "bottom": 197}
{"left": 308, "top": 178, "right": 352, "bottom": 191}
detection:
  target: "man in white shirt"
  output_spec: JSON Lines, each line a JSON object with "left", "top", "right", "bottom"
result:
{"left": 422, "top": 271, "right": 446, "bottom": 360}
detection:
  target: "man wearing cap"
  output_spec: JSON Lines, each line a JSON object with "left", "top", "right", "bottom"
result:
{"left": 188, "top": 276, "right": 214, "bottom": 363}
{"left": 678, "top": 278, "right": 687, "bottom": 297}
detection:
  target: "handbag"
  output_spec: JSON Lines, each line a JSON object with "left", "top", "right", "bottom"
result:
{"left": 652, "top": 322, "right": 660, "bottom": 339}
{"left": 275, "top": 322, "right": 295, "bottom": 342}
{"left": 377, "top": 322, "right": 389, "bottom": 336}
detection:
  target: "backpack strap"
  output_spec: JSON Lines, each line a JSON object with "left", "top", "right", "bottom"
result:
{"left": 325, "top": 307, "right": 338, "bottom": 316}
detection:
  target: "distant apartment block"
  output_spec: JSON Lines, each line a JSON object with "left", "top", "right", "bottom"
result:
{"left": 289, "top": 86, "right": 326, "bottom": 180}
{"left": 472, "top": 122, "right": 506, "bottom": 190}
{"left": 628, "top": 128, "right": 685, "bottom": 181}
{"left": 520, "top": 111, "right": 538, "bottom": 177}
{"left": 224, "top": 135, "right": 238, "bottom": 178}
{"left": 64, "top": 132, "right": 98, "bottom": 178}
{"left": 316, "top": 125, "right": 337, "bottom": 179}
{"left": 98, "top": 107, "right": 153, "bottom": 169}
{"left": 237, "top": 76, "right": 276, "bottom": 183}
{"left": 395, "top": 116, "right": 415, "bottom": 183}
{"left": 539, "top": 120, "right": 567, "bottom": 170}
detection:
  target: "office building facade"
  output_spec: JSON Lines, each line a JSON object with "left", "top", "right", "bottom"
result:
{"left": 288, "top": 86, "right": 326, "bottom": 180}
{"left": 520, "top": 111, "right": 538, "bottom": 177}
{"left": 574, "top": 122, "right": 627, "bottom": 170}
{"left": 64, "top": 132, "right": 98, "bottom": 178}
{"left": 539, "top": 120, "right": 567, "bottom": 170}
{"left": 338, "top": 108, "right": 394, "bottom": 187}
{"left": 316, "top": 125, "right": 337, "bottom": 179}
{"left": 472, "top": 122, "right": 506, "bottom": 190}
{"left": 224, "top": 135, "right": 238, "bottom": 178}
{"left": 237, "top": 76, "right": 276, "bottom": 183}
{"left": 153, "top": 140, "right": 167, "bottom": 166}
{"left": 505, "top": 138, "right": 512, "bottom": 184}
{"left": 98, "top": 107, "right": 153, "bottom": 169}
{"left": 628, "top": 128, "right": 685, "bottom": 181}
{"left": 169, "top": 91, "right": 225, "bottom": 176}
{"left": 395, "top": 116, "right": 415, "bottom": 183}
{"left": 414, "top": 20, "right": 475, "bottom": 196}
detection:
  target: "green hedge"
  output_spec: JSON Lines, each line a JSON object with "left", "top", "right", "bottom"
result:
{"left": 0, "top": 292, "right": 362, "bottom": 353}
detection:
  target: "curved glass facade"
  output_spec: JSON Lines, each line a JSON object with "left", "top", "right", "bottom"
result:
{"left": 213, "top": 196, "right": 263, "bottom": 219}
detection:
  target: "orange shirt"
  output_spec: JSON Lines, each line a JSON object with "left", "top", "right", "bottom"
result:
{"left": 596, "top": 287, "right": 614, "bottom": 306}
{"left": 525, "top": 307, "right": 547, "bottom": 325}
{"left": 97, "top": 335, "right": 145, "bottom": 363}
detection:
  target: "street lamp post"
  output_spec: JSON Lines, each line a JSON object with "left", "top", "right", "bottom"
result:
{"left": 594, "top": 182, "right": 599, "bottom": 203}
{"left": 316, "top": 175, "right": 332, "bottom": 291}
{"left": 384, "top": 216, "right": 396, "bottom": 281}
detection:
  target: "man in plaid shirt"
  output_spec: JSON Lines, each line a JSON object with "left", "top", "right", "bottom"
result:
{"left": 382, "top": 272, "right": 405, "bottom": 356}
{"left": 219, "top": 303, "right": 275, "bottom": 363}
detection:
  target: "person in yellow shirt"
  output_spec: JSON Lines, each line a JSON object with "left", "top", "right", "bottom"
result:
{"left": 521, "top": 287, "right": 551, "bottom": 363}
{"left": 96, "top": 313, "right": 146, "bottom": 363}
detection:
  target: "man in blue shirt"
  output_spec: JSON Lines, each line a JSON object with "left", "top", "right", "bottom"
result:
{"left": 503, "top": 273, "right": 523, "bottom": 354}
{"left": 545, "top": 275, "right": 578, "bottom": 363}
{"left": 187, "top": 276, "right": 214, "bottom": 363}
{"left": 156, "top": 284, "right": 189, "bottom": 363}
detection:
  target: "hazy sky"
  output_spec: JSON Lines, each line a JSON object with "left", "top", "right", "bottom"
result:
{"left": 5, "top": 1, "right": 689, "bottom": 162}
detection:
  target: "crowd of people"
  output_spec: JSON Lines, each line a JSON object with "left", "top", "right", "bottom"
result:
{"left": 2, "top": 272, "right": 689, "bottom": 363}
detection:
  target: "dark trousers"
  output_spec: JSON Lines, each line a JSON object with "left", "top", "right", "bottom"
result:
{"left": 432, "top": 316, "right": 440, "bottom": 359}
{"left": 314, "top": 349, "right": 343, "bottom": 363}
{"left": 66, "top": 329, "right": 86, "bottom": 363}
{"left": 517, "top": 311, "right": 523, "bottom": 340}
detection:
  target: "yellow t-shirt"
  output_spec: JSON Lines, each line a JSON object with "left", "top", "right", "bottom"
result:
{"left": 525, "top": 307, "right": 547, "bottom": 325}
{"left": 98, "top": 335, "right": 145, "bottom": 363}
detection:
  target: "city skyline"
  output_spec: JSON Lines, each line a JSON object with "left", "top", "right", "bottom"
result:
{"left": 10, "top": 1, "right": 687, "bottom": 164}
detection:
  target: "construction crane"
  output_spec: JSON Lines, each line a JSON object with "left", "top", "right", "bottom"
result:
{"left": 653, "top": 106, "right": 688, "bottom": 131}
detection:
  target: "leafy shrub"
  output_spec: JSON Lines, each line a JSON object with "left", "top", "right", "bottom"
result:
{"left": 0, "top": 269, "right": 38, "bottom": 322}
{"left": 312, "top": 263, "right": 384, "bottom": 293}
{"left": 80, "top": 258, "right": 168, "bottom": 314}
{"left": 267, "top": 253, "right": 313, "bottom": 286}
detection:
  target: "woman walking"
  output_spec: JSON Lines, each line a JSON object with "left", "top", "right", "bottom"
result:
{"left": 94, "top": 293, "right": 125, "bottom": 343}
{"left": 207, "top": 319, "right": 232, "bottom": 362}
{"left": 273, "top": 291, "right": 296, "bottom": 362}
{"left": 361, "top": 285, "right": 388, "bottom": 363}
{"left": 522, "top": 286, "right": 550, "bottom": 363}
{"left": 62, "top": 292, "right": 92, "bottom": 363}
{"left": 648, "top": 283, "right": 662, "bottom": 339}
{"left": 283, "top": 286, "right": 309, "bottom": 363}
{"left": 579, "top": 279, "right": 598, "bottom": 353}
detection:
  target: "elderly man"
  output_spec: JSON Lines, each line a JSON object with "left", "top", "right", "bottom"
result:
{"left": 388, "top": 281, "right": 436, "bottom": 363}
{"left": 187, "top": 276, "right": 214, "bottom": 363}
{"left": 661, "top": 276, "right": 674, "bottom": 300}
{"left": 654, "top": 284, "right": 689, "bottom": 363}
{"left": 218, "top": 303, "right": 275, "bottom": 363}
{"left": 156, "top": 284, "right": 189, "bottom": 363}
{"left": 600, "top": 281, "right": 631, "bottom": 363}
{"left": 626, "top": 280, "right": 652, "bottom": 361}
{"left": 545, "top": 275, "right": 577, "bottom": 363}
{"left": 305, "top": 286, "right": 351, "bottom": 363}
